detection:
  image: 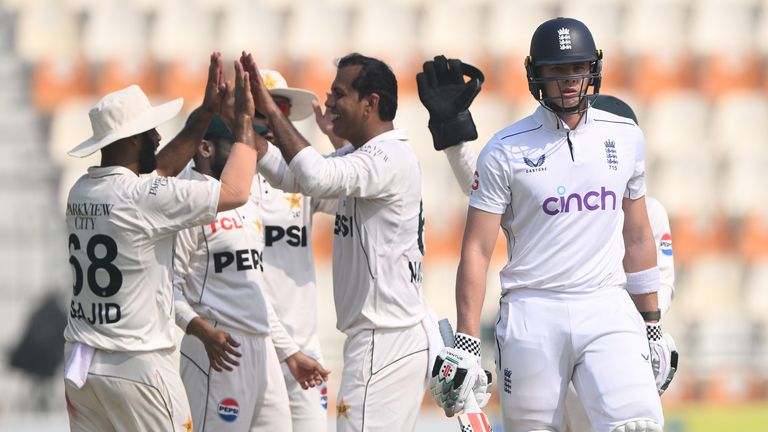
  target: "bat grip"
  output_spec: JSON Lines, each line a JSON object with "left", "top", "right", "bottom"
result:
{"left": 464, "top": 391, "right": 481, "bottom": 413}
{"left": 438, "top": 318, "right": 455, "bottom": 348}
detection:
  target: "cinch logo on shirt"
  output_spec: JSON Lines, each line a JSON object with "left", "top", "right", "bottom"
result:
{"left": 542, "top": 186, "right": 617, "bottom": 215}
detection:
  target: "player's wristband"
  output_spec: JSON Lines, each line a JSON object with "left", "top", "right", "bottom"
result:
{"left": 640, "top": 309, "right": 661, "bottom": 322}
{"left": 626, "top": 267, "right": 660, "bottom": 295}
{"left": 646, "top": 322, "right": 663, "bottom": 341}
{"left": 454, "top": 332, "right": 481, "bottom": 356}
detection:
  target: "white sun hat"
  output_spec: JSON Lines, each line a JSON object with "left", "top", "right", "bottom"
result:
{"left": 68, "top": 85, "right": 183, "bottom": 158}
{"left": 260, "top": 69, "right": 317, "bottom": 121}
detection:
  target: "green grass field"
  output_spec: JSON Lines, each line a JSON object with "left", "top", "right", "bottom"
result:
{"left": 664, "top": 404, "right": 768, "bottom": 432}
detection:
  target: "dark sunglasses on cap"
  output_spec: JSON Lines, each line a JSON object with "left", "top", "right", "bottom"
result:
{"left": 253, "top": 123, "right": 270, "bottom": 137}
{"left": 255, "top": 98, "right": 292, "bottom": 119}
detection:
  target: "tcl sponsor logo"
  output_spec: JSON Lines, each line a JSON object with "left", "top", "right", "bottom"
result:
{"left": 208, "top": 216, "right": 244, "bottom": 233}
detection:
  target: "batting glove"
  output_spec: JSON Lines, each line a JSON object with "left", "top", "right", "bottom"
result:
{"left": 430, "top": 333, "right": 490, "bottom": 416}
{"left": 416, "top": 56, "right": 484, "bottom": 150}
{"left": 472, "top": 368, "right": 493, "bottom": 408}
{"left": 647, "top": 323, "right": 679, "bottom": 395}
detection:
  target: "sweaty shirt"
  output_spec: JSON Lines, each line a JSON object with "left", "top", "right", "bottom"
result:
{"left": 64, "top": 166, "right": 219, "bottom": 352}
{"left": 470, "top": 105, "right": 647, "bottom": 294}
{"left": 258, "top": 129, "right": 427, "bottom": 335}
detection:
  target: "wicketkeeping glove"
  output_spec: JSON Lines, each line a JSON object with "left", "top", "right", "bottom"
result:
{"left": 429, "top": 333, "right": 491, "bottom": 416}
{"left": 647, "top": 322, "right": 679, "bottom": 395}
{"left": 416, "top": 55, "right": 485, "bottom": 151}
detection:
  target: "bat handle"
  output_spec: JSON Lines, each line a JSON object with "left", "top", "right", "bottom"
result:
{"left": 463, "top": 390, "right": 481, "bottom": 414}
{"left": 438, "top": 318, "right": 455, "bottom": 348}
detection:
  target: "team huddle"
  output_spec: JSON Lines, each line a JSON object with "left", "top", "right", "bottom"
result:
{"left": 62, "top": 17, "right": 678, "bottom": 432}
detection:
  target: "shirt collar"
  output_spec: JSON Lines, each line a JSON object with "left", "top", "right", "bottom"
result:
{"left": 86, "top": 165, "right": 136, "bottom": 178}
{"left": 362, "top": 128, "right": 409, "bottom": 147}
{"left": 533, "top": 104, "right": 593, "bottom": 133}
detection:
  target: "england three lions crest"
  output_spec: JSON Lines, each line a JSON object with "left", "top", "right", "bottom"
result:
{"left": 604, "top": 139, "right": 618, "bottom": 170}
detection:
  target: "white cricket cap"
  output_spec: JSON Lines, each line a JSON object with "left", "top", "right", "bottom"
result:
{"left": 260, "top": 69, "right": 317, "bottom": 121}
{"left": 68, "top": 85, "right": 183, "bottom": 158}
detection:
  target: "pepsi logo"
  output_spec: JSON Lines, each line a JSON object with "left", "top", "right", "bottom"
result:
{"left": 218, "top": 398, "right": 240, "bottom": 422}
{"left": 320, "top": 382, "right": 328, "bottom": 411}
{"left": 660, "top": 233, "right": 673, "bottom": 256}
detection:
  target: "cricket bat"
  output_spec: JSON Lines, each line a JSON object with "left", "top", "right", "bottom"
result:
{"left": 438, "top": 319, "right": 493, "bottom": 432}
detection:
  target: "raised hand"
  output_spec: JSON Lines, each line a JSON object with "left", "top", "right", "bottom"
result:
{"left": 416, "top": 55, "right": 484, "bottom": 150}
{"left": 239, "top": 51, "right": 281, "bottom": 120}
{"left": 286, "top": 351, "right": 331, "bottom": 390}
{"left": 233, "top": 58, "right": 256, "bottom": 147}
{"left": 313, "top": 96, "right": 347, "bottom": 149}
{"left": 201, "top": 51, "right": 229, "bottom": 115}
{"left": 219, "top": 81, "right": 235, "bottom": 130}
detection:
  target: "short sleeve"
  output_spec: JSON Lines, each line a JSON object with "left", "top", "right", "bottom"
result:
{"left": 173, "top": 225, "right": 201, "bottom": 330}
{"left": 468, "top": 143, "right": 511, "bottom": 214}
{"left": 625, "top": 128, "right": 647, "bottom": 199}
{"left": 135, "top": 175, "right": 220, "bottom": 237}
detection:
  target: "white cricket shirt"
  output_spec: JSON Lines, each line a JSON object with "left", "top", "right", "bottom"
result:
{"left": 64, "top": 166, "right": 219, "bottom": 352}
{"left": 173, "top": 168, "right": 270, "bottom": 335}
{"left": 173, "top": 168, "right": 300, "bottom": 360}
{"left": 646, "top": 196, "right": 675, "bottom": 314}
{"left": 259, "top": 130, "right": 427, "bottom": 334}
{"left": 470, "top": 105, "right": 647, "bottom": 294}
{"left": 251, "top": 173, "right": 335, "bottom": 350}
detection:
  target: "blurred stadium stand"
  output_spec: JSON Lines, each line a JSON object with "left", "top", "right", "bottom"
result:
{"left": 0, "top": 0, "right": 767, "bottom": 429}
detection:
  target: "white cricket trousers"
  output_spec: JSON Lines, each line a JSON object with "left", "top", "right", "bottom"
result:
{"left": 64, "top": 342, "right": 192, "bottom": 432}
{"left": 179, "top": 322, "right": 290, "bottom": 432}
{"left": 280, "top": 336, "right": 328, "bottom": 431}
{"left": 495, "top": 287, "right": 663, "bottom": 432}
{"left": 336, "top": 323, "right": 428, "bottom": 432}
{"left": 564, "top": 382, "right": 591, "bottom": 432}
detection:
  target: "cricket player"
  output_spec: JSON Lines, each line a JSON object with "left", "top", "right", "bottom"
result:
{"left": 417, "top": 53, "right": 679, "bottom": 430}
{"left": 243, "top": 52, "right": 438, "bottom": 432}
{"left": 63, "top": 53, "right": 261, "bottom": 431}
{"left": 255, "top": 69, "right": 339, "bottom": 432}
{"left": 425, "top": 18, "right": 676, "bottom": 432}
{"left": 216, "top": 67, "right": 341, "bottom": 431}
{"left": 173, "top": 112, "right": 330, "bottom": 432}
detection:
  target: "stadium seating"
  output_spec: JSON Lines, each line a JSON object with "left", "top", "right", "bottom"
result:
{"left": 3, "top": 0, "right": 768, "bottom": 417}
{"left": 218, "top": 0, "right": 285, "bottom": 68}
{"left": 14, "top": 0, "right": 79, "bottom": 63}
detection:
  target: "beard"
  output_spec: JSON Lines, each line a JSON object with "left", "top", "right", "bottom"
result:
{"left": 137, "top": 133, "right": 158, "bottom": 174}
{"left": 210, "top": 149, "right": 228, "bottom": 179}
